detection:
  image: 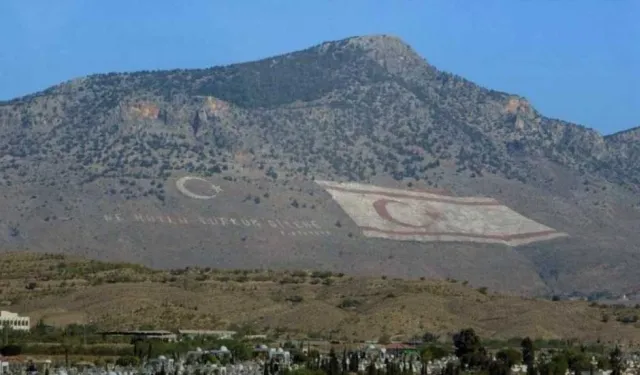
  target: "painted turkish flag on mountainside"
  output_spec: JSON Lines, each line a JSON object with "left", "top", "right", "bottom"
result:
{"left": 316, "top": 180, "right": 568, "bottom": 246}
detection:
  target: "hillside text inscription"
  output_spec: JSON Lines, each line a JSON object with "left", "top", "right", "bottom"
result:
{"left": 103, "top": 213, "right": 330, "bottom": 237}
{"left": 101, "top": 176, "right": 331, "bottom": 237}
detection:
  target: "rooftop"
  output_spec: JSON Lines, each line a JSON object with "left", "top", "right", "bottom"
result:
{"left": 0, "top": 311, "right": 26, "bottom": 318}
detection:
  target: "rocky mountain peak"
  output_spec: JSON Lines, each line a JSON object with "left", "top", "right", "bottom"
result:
{"left": 341, "top": 34, "right": 432, "bottom": 76}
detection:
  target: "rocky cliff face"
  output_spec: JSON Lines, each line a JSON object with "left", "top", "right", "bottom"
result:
{"left": 0, "top": 35, "right": 638, "bottom": 298}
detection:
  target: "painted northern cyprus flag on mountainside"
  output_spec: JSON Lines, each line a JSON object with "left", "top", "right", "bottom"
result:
{"left": 316, "top": 180, "right": 568, "bottom": 246}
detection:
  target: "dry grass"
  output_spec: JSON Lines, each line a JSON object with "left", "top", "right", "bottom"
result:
{"left": 1, "top": 252, "right": 638, "bottom": 343}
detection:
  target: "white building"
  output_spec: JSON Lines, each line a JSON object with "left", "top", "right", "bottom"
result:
{"left": 0, "top": 310, "right": 30, "bottom": 331}
{"left": 178, "top": 329, "right": 236, "bottom": 339}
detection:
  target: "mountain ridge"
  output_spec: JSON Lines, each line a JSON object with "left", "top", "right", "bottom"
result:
{"left": 4, "top": 35, "right": 635, "bottom": 138}
{"left": 0, "top": 34, "right": 639, "bottom": 298}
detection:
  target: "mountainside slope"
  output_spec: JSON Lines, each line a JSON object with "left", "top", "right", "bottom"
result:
{"left": 2, "top": 252, "right": 640, "bottom": 343}
{"left": 0, "top": 35, "right": 639, "bottom": 297}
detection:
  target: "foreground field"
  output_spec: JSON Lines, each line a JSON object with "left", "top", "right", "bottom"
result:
{"left": 0, "top": 252, "right": 638, "bottom": 343}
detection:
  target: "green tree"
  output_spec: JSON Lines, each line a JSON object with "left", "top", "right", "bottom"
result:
{"left": 497, "top": 348, "right": 522, "bottom": 368}
{"left": 366, "top": 361, "right": 377, "bottom": 375}
{"left": 609, "top": 346, "right": 623, "bottom": 375}
{"left": 521, "top": 337, "right": 536, "bottom": 375}
{"left": 348, "top": 351, "right": 359, "bottom": 373}
{"left": 0, "top": 344, "right": 21, "bottom": 356}
{"left": 290, "top": 370, "right": 325, "bottom": 375}
{"left": 133, "top": 339, "right": 144, "bottom": 361}
{"left": 115, "top": 355, "right": 140, "bottom": 367}
{"left": 452, "top": 328, "right": 487, "bottom": 370}
{"left": 442, "top": 362, "right": 459, "bottom": 375}
{"left": 202, "top": 353, "right": 218, "bottom": 364}
{"left": 422, "top": 332, "right": 439, "bottom": 343}
{"left": 422, "top": 345, "right": 449, "bottom": 360}
{"left": 565, "top": 349, "right": 590, "bottom": 375}
{"left": 420, "top": 347, "right": 433, "bottom": 363}
{"left": 539, "top": 353, "right": 568, "bottom": 375}
{"left": 226, "top": 341, "right": 253, "bottom": 361}
{"left": 292, "top": 350, "right": 309, "bottom": 364}
{"left": 1, "top": 322, "right": 8, "bottom": 346}
{"left": 487, "top": 359, "right": 509, "bottom": 375}
{"left": 328, "top": 348, "right": 340, "bottom": 375}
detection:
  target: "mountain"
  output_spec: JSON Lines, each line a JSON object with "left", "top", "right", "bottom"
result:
{"left": 0, "top": 34, "right": 639, "bottom": 298}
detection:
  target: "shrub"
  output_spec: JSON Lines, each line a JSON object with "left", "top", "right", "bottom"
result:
{"left": 311, "top": 271, "right": 332, "bottom": 279}
{"left": 338, "top": 298, "right": 361, "bottom": 309}
{"left": 115, "top": 355, "right": 140, "bottom": 367}
{"left": 285, "top": 295, "right": 304, "bottom": 303}
{"left": 0, "top": 344, "right": 22, "bottom": 356}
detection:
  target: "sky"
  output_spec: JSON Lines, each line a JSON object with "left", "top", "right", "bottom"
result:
{"left": 0, "top": 0, "right": 637, "bottom": 135}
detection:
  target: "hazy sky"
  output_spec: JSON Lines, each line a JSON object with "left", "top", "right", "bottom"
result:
{"left": 0, "top": 0, "right": 637, "bottom": 134}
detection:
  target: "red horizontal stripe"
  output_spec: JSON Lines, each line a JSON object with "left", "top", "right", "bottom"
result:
{"left": 360, "top": 226, "right": 560, "bottom": 241}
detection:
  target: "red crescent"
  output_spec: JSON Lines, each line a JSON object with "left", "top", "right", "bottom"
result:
{"left": 372, "top": 198, "right": 440, "bottom": 229}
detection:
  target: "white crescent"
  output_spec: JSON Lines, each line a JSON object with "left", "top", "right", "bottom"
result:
{"left": 176, "top": 176, "right": 220, "bottom": 200}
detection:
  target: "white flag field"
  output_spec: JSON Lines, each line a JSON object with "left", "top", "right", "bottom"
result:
{"left": 316, "top": 180, "right": 568, "bottom": 246}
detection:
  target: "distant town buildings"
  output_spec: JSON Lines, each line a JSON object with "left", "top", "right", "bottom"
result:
{"left": 98, "top": 330, "right": 177, "bottom": 342}
{"left": 0, "top": 310, "right": 30, "bottom": 331}
{"left": 178, "top": 329, "right": 237, "bottom": 339}
{"left": 96, "top": 329, "right": 244, "bottom": 342}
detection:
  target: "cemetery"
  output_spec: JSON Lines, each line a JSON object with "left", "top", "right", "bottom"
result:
{"left": 0, "top": 324, "right": 637, "bottom": 375}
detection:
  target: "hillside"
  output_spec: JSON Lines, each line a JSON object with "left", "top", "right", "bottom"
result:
{"left": 0, "top": 35, "right": 639, "bottom": 297}
{"left": 2, "top": 252, "right": 640, "bottom": 344}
